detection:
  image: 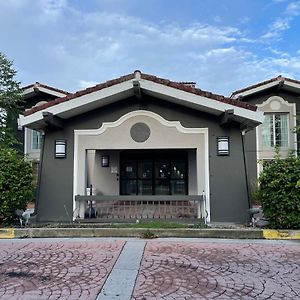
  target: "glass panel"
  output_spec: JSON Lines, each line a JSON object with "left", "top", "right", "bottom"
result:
{"left": 138, "top": 160, "right": 152, "bottom": 179}
{"left": 262, "top": 114, "right": 289, "bottom": 148}
{"left": 155, "top": 180, "right": 170, "bottom": 195}
{"left": 275, "top": 114, "right": 288, "bottom": 147}
{"left": 155, "top": 161, "right": 170, "bottom": 179}
{"left": 121, "top": 160, "right": 136, "bottom": 178}
{"left": 171, "top": 180, "right": 186, "bottom": 195}
{"left": 121, "top": 180, "right": 137, "bottom": 195}
{"left": 262, "top": 114, "right": 272, "bottom": 148}
{"left": 32, "top": 130, "right": 42, "bottom": 150}
{"left": 171, "top": 161, "right": 186, "bottom": 179}
{"left": 138, "top": 180, "right": 152, "bottom": 195}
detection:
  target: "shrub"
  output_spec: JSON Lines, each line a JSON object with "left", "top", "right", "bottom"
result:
{"left": 140, "top": 229, "right": 157, "bottom": 239}
{"left": 0, "top": 148, "right": 33, "bottom": 224}
{"left": 258, "top": 152, "right": 300, "bottom": 229}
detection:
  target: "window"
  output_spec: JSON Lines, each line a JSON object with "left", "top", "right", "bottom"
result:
{"left": 31, "top": 130, "right": 42, "bottom": 150}
{"left": 262, "top": 113, "right": 288, "bottom": 148}
{"left": 120, "top": 150, "right": 188, "bottom": 195}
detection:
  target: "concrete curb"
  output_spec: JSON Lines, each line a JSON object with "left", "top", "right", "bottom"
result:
{"left": 8, "top": 228, "right": 265, "bottom": 239}
{"left": 1, "top": 227, "right": 299, "bottom": 240}
{"left": 263, "top": 229, "right": 300, "bottom": 240}
{"left": 0, "top": 228, "right": 15, "bottom": 239}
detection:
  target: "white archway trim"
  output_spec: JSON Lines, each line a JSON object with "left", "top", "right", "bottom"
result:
{"left": 73, "top": 110, "right": 210, "bottom": 222}
{"left": 257, "top": 95, "right": 296, "bottom": 110}
{"left": 74, "top": 110, "right": 209, "bottom": 136}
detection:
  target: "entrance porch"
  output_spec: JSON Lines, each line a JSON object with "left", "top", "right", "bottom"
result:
{"left": 73, "top": 110, "right": 210, "bottom": 222}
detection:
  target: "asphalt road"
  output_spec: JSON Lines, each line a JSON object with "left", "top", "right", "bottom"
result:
{"left": 0, "top": 238, "right": 299, "bottom": 299}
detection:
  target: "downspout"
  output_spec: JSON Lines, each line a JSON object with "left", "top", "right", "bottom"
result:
{"left": 241, "top": 129, "right": 251, "bottom": 211}
{"left": 33, "top": 130, "right": 45, "bottom": 218}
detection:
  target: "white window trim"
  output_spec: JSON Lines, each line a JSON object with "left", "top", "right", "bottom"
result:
{"left": 256, "top": 96, "right": 297, "bottom": 175}
{"left": 262, "top": 113, "right": 289, "bottom": 149}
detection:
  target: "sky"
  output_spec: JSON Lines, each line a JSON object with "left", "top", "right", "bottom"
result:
{"left": 1, "top": 0, "right": 300, "bottom": 96}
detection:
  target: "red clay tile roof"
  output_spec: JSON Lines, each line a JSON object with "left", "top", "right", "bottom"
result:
{"left": 231, "top": 75, "right": 300, "bottom": 97}
{"left": 140, "top": 73, "right": 257, "bottom": 111}
{"left": 24, "top": 72, "right": 256, "bottom": 116}
{"left": 22, "top": 82, "right": 70, "bottom": 96}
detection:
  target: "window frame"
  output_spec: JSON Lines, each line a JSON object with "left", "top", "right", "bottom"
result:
{"left": 262, "top": 112, "right": 289, "bottom": 149}
{"left": 31, "top": 130, "right": 42, "bottom": 150}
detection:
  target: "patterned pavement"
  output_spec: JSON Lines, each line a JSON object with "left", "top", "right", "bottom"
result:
{"left": 133, "top": 241, "right": 300, "bottom": 300}
{"left": 0, "top": 239, "right": 125, "bottom": 300}
{"left": 0, "top": 238, "right": 299, "bottom": 299}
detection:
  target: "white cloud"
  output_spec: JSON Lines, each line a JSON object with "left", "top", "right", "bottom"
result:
{"left": 262, "top": 18, "right": 290, "bottom": 39}
{"left": 262, "top": 1, "right": 300, "bottom": 40}
{"left": 285, "top": 1, "right": 300, "bottom": 16}
{"left": 0, "top": 1, "right": 300, "bottom": 96}
{"left": 39, "top": 0, "right": 68, "bottom": 16}
{"left": 78, "top": 80, "right": 99, "bottom": 89}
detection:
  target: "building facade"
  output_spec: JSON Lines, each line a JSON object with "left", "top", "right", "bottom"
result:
{"left": 19, "top": 71, "right": 269, "bottom": 224}
{"left": 231, "top": 76, "right": 300, "bottom": 184}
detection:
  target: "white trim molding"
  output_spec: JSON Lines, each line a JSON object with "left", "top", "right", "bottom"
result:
{"left": 19, "top": 77, "right": 263, "bottom": 128}
{"left": 256, "top": 96, "right": 297, "bottom": 167}
{"left": 73, "top": 110, "right": 210, "bottom": 222}
{"left": 232, "top": 79, "right": 300, "bottom": 99}
{"left": 22, "top": 86, "right": 68, "bottom": 98}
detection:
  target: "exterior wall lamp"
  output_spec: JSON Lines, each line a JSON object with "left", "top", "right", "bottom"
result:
{"left": 55, "top": 139, "right": 66, "bottom": 158}
{"left": 101, "top": 155, "right": 109, "bottom": 167}
{"left": 217, "top": 136, "right": 229, "bottom": 156}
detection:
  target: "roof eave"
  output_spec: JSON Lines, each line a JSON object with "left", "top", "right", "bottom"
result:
{"left": 22, "top": 86, "right": 68, "bottom": 99}
{"left": 19, "top": 77, "right": 264, "bottom": 129}
{"left": 232, "top": 79, "right": 300, "bottom": 99}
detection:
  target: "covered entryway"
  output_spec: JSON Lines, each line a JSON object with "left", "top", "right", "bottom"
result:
{"left": 73, "top": 110, "right": 210, "bottom": 221}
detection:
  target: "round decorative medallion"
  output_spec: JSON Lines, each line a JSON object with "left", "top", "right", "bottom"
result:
{"left": 130, "top": 122, "right": 150, "bottom": 142}
{"left": 270, "top": 100, "right": 281, "bottom": 110}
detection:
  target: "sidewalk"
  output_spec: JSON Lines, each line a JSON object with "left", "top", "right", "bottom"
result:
{"left": 0, "top": 238, "right": 299, "bottom": 299}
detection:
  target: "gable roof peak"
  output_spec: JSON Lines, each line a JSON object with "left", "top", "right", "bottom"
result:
{"left": 22, "top": 82, "right": 70, "bottom": 96}
{"left": 23, "top": 71, "right": 258, "bottom": 117}
{"left": 231, "top": 75, "right": 300, "bottom": 97}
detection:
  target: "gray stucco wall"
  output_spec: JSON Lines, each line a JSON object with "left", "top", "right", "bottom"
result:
{"left": 37, "top": 95, "right": 250, "bottom": 223}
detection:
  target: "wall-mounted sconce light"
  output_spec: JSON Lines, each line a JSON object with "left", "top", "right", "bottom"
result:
{"left": 55, "top": 139, "right": 66, "bottom": 158}
{"left": 217, "top": 136, "right": 229, "bottom": 156}
{"left": 101, "top": 155, "right": 109, "bottom": 167}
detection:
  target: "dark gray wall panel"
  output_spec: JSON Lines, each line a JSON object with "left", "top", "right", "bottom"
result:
{"left": 37, "top": 95, "right": 250, "bottom": 223}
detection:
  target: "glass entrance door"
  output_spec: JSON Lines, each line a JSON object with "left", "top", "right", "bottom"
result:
{"left": 120, "top": 150, "right": 188, "bottom": 195}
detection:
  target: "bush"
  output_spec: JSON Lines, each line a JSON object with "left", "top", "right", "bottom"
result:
{"left": 0, "top": 148, "right": 33, "bottom": 224}
{"left": 258, "top": 152, "right": 300, "bottom": 229}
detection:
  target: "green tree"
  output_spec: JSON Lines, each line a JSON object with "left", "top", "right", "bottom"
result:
{"left": 258, "top": 150, "right": 300, "bottom": 229}
{"left": 0, "top": 52, "right": 22, "bottom": 148}
{"left": 0, "top": 53, "right": 33, "bottom": 224}
{"left": 0, "top": 148, "right": 33, "bottom": 224}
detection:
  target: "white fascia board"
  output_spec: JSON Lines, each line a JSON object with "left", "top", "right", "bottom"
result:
{"left": 140, "top": 80, "right": 264, "bottom": 123}
{"left": 38, "top": 87, "right": 68, "bottom": 97}
{"left": 232, "top": 81, "right": 279, "bottom": 99}
{"left": 284, "top": 80, "right": 300, "bottom": 91}
{"left": 19, "top": 80, "right": 134, "bottom": 127}
{"left": 22, "top": 87, "right": 35, "bottom": 96}
{"left": 22, "top": 86, "right": 67, "bottom": 98}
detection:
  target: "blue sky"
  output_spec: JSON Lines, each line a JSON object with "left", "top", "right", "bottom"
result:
{"left": 1, "top": 0, "right": 300, "bottom": 96}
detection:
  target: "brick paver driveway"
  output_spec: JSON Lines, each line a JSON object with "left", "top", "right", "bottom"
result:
{"left": 133, "top": 240, "right": 300, "bottom": 300}
{"left": 0, "top": 238, "right": 299, "bottom": 299}
{"left": 0, "top": 239, "right": 125, "bottom": 299}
